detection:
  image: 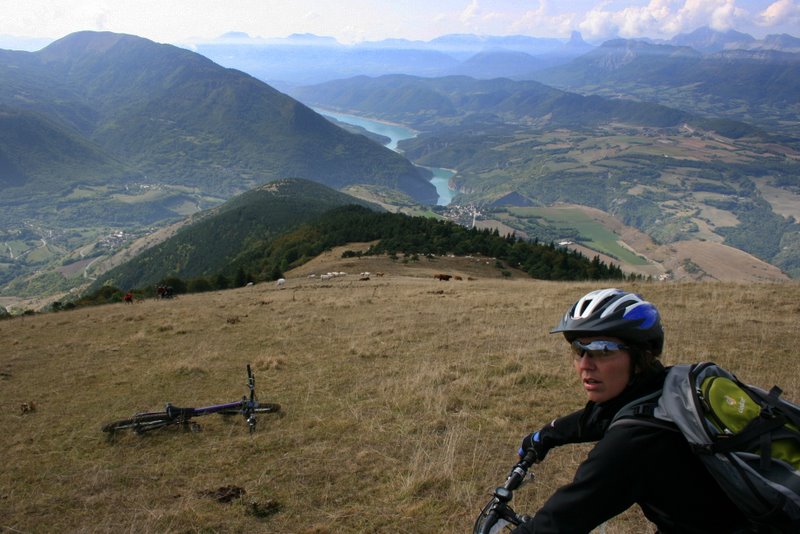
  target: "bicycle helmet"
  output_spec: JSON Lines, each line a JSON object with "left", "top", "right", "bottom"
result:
{"left": 551, "top": 288, "right": 664, "bottom": 356}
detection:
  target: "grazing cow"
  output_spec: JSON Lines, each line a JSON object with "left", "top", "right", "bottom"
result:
{"left": 454, "top": 276, "right": 463, "bottom": 281}
{"left": 276, "top": 278, "right": 286, "bottom": 288}
{"left": 375, "top": 272, "right": 385, "bottom": 277}
{"left": 434, "top": 274, "right": 452, "bottom": 281}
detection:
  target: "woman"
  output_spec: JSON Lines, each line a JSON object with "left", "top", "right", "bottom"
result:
{"left": 511, "top": 288, "right": 751, "bottom": 533}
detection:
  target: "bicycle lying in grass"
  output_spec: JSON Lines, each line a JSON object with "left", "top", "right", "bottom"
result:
{"left": 473, "top": 450, "right": 536, "bottom": 533}
{"left": 102, "top": 364, "right": 280, "bottom": 436}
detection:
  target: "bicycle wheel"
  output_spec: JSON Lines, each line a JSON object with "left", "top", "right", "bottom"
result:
{"left": 473, "top": 501, "right": 516, "bottom": 534}
{"left": 253, "top": 403, "right": 281, "bottom": 414}
{"left": 102, "top": 412, "right": 173, "bottom": 434}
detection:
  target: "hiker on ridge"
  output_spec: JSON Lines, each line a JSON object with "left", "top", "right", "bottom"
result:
{"left": 511, "top": 288, "right": 752, "bottom": 533}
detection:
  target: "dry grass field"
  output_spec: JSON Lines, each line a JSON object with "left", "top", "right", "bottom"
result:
{"left": 2, "top": 253, "right": 799, "bottom": 533}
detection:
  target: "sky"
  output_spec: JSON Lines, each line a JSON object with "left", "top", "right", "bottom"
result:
{"left": 1, "top": 0, "right": 799, "bottom": 48}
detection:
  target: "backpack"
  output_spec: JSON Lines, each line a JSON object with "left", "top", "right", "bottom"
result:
{"left": 610, "top": 362, "right": 800, "bottom": 533}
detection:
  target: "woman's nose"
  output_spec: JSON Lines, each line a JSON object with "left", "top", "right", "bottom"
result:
{"left": 576, "top": 353, "right": 596, "bottom": 369}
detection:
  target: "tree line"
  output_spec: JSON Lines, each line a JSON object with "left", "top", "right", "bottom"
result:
{"left": 67, "top": 205, "right": 633, "bottom": 310}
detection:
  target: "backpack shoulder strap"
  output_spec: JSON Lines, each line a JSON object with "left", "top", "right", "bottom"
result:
{"left": 609, "top": 389, "right": 680, "bottom": 432}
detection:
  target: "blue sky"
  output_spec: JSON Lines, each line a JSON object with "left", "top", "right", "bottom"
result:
{"left": 1, "top": 0, "right": 798, "bottom": 47}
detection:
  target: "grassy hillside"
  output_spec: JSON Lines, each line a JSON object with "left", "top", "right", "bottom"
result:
{"left": 2, "top": 267, "right": 798, "bottom": 532}
{"left": 90, "top": 178, "right": 383, "bottom": 291}
{"left": 88, "top": 177, "right": 629, "bottom": 299}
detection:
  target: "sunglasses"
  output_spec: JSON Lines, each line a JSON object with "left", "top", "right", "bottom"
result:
{"left": 570, "top": 339, "right": 629, "bottom": 360}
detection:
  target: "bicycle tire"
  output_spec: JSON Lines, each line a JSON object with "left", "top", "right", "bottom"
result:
{"left": 253, "top": 403, "right": 281, "bottom": 414}
{"left": 473, "top": 501, "right": 515, "bottom": 534}
{"left": 102, "top": 412, "right": 173, "bottom": 434}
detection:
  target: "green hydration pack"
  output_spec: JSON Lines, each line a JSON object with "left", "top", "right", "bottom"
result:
{"left": 611, "top": 362, "right": 800, "bottom": 533}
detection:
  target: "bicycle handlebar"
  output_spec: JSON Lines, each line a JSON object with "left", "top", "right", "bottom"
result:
{"left": 474, "top": 450, "right": 536, "bottom": 534}
{"left": 505, "top": 450, "right": 536, "bottom": 490}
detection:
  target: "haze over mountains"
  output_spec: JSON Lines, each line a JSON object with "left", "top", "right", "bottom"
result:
{"left": 194, "top": 26, "right": 800, "bottom": 88}
{"left": 2, "top": 25, "right": 800, "bottom": 310}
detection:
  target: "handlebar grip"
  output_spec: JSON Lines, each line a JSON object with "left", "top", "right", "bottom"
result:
{"left": 520, "top": 449, "right": 536, "bottom": 468}
{"left": 505, "top": 450, "right": 535, "bottom": 490}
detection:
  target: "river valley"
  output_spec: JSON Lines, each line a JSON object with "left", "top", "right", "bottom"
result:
{"left": 315, "top": 109, "right": 455, "bottom": 205}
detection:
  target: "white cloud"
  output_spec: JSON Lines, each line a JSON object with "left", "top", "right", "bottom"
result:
{"left": 758, "top": 0, "right": 800, "bottom": 28}
{"left": 579, "top": 7, "right": 621, "bottom": 40}
{"left": 511, "top": 1, "right": 575, "bottom": 37}
{"left": 460, "top": 0, "right": 481, "bottom": 24}
{"left": 669, "top": 0, "right": 748, "bottom": 33}
{"left": 576, "top": 0, "right": 761, "bottom": 41}
{"left": 0, "top": 0, "right": 796, "bottom": 46}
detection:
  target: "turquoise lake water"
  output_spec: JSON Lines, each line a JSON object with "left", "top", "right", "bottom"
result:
{"left": 316, "top": 109, "right": 455, "bottom": 205}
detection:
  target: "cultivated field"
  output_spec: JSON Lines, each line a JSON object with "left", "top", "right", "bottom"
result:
{"left": 2, "top": 256, "right": 798, "bottom": 533}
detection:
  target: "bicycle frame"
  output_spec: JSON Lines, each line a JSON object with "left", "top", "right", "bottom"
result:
{"left": 473, "top": 450, "right": 536, "bottom": 534}
{"left": 102, "top": 364, "right": 280, "bottom": 436}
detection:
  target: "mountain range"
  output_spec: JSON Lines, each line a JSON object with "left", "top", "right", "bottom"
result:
{"left": 286, "top": 67, "right": 800, "bottom": 279}
{"left": 287, "top": 74, "right": 763, "bottom": 137}
{"left": 3, "top": 26, "right": 800, "bottom": 308}
{"left": 199, "top": 26, "right": 799, "bottom": 135}
{"left": 0, "top": 30, "right": 437, "bottom": 300}
{"left": 194, "top": 26, "right": 800, "bottom": 88}
{"left": 0, "top": 30, "right": 437, "bottom": 219}
{"left": 529, "top": 38, "right": 800, "bottom": 135}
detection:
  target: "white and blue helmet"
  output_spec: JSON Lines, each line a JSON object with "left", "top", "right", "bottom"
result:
{"left": 551, "top": 288, "right": 664, "bottom": 356}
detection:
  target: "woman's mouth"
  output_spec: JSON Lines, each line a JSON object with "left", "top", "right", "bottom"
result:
{"left": 583, "top": 377, "right": 601, "bottom": 390}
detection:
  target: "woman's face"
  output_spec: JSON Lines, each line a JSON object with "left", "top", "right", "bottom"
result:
{"left": 572, "top": 336, "right": 632, "bottom": 404}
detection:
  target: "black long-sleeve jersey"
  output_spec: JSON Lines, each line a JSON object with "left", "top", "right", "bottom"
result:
{"left": 513, "top": 367, "right": 752, "bottom": 534}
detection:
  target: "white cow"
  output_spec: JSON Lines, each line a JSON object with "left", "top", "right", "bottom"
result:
{"left": 276, "top": 278, "right": 286, "bottom": 288}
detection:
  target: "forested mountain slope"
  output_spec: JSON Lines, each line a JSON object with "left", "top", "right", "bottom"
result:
{"left": 0, "top": 31, "right": 435, "bottom": 210}
{"left": 0, "top": 31, "right": 436, "bottom": 300}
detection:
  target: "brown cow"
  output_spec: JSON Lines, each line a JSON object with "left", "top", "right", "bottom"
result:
{"left": 434, "top": 274, "right": 452, "bottom": 281}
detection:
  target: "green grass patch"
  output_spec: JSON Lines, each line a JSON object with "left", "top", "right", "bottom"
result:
{"left": 26, "top": 245, "right": 58, "bottom": 263}
{"left": 64, "top": 185, "right": 111, "bottom": 200}
{"left": 3, "top": 240, "right": 30, "bottom": 257}
{"left": 507, "top": 207, "right": 649, "bottom": 265}
{"left": 112, "top": 189, "right": 170, "bottom": 203}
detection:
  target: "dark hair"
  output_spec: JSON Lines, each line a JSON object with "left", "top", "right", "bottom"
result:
{"left": 626, "top": 343, "right": 663, "bottom": 375}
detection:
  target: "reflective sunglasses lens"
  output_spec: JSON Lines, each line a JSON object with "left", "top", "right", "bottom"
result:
{"left": 571, "top": 340, "right": 627, "bottom": 359}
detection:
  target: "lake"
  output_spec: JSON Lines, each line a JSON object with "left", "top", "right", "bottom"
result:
{"left": 315, "top": 109, "right": 455, "bottom": 206}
